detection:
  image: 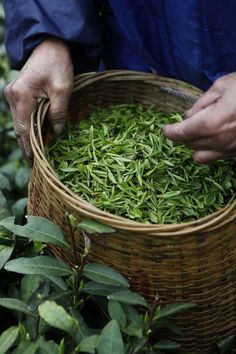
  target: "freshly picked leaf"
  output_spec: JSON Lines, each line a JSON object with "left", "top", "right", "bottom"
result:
{"left": 46, "top": 105, "right": 236, "bottom": 224}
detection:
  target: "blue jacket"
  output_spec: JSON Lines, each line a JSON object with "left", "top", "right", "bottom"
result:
{"left": 4, "top": 0, "right": 236, "bottom": 90}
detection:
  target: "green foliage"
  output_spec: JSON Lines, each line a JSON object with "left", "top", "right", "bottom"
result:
{"left": 0, "top": 216, "right": 69, "bottom": 248}
{"left": 97, "top": 320, "right": 124, "bottom": 354}
{"left": 0, "top": 215, "right": 196, "bottom": 353}
{"left": 5, "top": 255, "right": 73, "bottom": 276}
{"left": 83, "top": 263, "right": 129, "bottom": 287}
{"left": 217, "top": 335, "right": 236, "bottom": 354}
{"left": 0, "top": 326, "right": 19, "bottom": 354}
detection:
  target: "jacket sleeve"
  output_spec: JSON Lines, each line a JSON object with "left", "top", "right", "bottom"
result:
{"left": 3, "top": 0, "right": 102, "bottom": 71}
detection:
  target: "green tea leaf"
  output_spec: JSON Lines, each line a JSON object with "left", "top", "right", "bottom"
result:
{"left": 0, "top": 207, "right": 10, "bottom": 221}
{"left": 97, "top": 320, "right": 124, "bottom": 354}
{"left": 77, "top": 335, "right": 100, "bottom": 354}
{"left": 38, "top": 301, "right": 78, "bottom": 334}
{"left": 20, "top": 275, "right": 41, "bottom": 303}
{"left": 84, "top": 281, "right": 126, "bottom": 296}
{"left": 217, "top": 335, "right": 236, "bottom": 354}
{"left": 59, "top": 338, "right": 65, "bottom": 354}
{"left": 152, "top": 317, "right": 182, "bottom": 335}
{"left": 108, "top": 300, "right": 127, "bottom": 328}
{"left": 36, "top": 337, "right": 60, "bottom": 354}
{"left": 42, "top": 274, "right": 68, "bottom": 290}
{"left": 79, "top": 220, "right": 115, "bottom": 234}
{"left": 11, "top": 198, "right": 28, "bottom": 221}
{"left": 0, "top": 216, "right": 68, "bottom": 248}
{"left": 0, "top": 190, "right": 7, "bottom": 207}
{"left": 121, "top": 304, "right": 142, "bottom": 325}
{"left": 83, "top": 263, "right": 129, "bottom": 287}
{"left": 108, "top": 291, "right": 148, "bottom": 307}
{"left": 15, "top": 166, "right": 30, "bottom": 189}
{"left": 0, "top": 298, "right": 35, "bottom": 317}
{"left": 12, "top": 341, "right": 38, "bottom": 354}
{"left": 46, "top": 105, "right": 236, "bottom": 224}
{"left": 45, "top": 289, "right": 73, "bottom": 303}
{"left": 70, "top": 310, "right": 91, "bottom": 337}
{"left": 0, "top": 172, "right": 11, "bottom": 191}
{"left": 0, "top": 245, "right": 13, "bottom": 269}
{"left": 158, "top": 302, "right": 197, "bottom": 319}
{"left": 0, "top": 326, "right": 19, "bottom": 354}
{"left": 5, "top": 256, "right": 72, "bottom": 276}
{"left": 122, "top": 322, "right": 142, "bottom": 338}
{"left": 154, "top": 340, "right": 181, "bottom": 350}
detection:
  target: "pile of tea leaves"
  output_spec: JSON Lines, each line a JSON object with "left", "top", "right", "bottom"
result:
{"left": 46, "top": 104, "right": 236, "bottom": 224}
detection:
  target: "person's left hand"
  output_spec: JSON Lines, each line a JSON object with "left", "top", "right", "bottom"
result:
{"left": 162, "top": 72, "right": 236, "bottom": 163}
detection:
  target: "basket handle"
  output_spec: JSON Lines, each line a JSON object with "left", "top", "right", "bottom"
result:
{"left": 159, "top": 85, "right": 199, "bottom": 104}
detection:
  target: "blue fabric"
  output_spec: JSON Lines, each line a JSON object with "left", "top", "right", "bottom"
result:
{"left": 4, "top": 0, "right": 236, "bottom": 90}
{"left": 3, "top": 0, "right": 102, "bottom": 72}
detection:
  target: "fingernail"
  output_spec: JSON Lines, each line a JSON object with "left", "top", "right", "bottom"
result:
{"left": 54, "top": 123, "right": 65, "bottom": 135}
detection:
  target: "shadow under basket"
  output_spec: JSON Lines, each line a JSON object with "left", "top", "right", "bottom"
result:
{"left": 28, "top": 70, "right": 236, "bottom": 354}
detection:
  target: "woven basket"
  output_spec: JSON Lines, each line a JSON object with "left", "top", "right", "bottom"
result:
{"left": 28, "top": 70, "right": 236, "bottom": 354}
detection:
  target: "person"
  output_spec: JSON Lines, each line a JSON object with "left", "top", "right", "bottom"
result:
{"left": 3, "top": 1, "right": 236, "bottom": 165}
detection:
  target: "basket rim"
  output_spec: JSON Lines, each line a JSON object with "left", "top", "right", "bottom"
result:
{"left": 30, "top": 70, "right": 236, "bottom": 234}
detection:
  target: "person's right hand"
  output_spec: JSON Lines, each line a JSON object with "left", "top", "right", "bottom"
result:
{"left": 4, "top": 37, "right": 74, "bottom": 164}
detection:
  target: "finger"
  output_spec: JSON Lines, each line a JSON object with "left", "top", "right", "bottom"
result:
{"left": 193, "top": 150, "right": 224, "bottom": 163}
{"left": 48, "top": 81, "right": 73, "bottom": 135}
{"left": 185, "top": 138, "right": 218, "bottom": 151}
{"left": 5, "top": 82, "right": 37, "bottom": 161}
{"left": 4, "top": 83, "right": 17, "bottom": 112}
{"left": 12, "top": 97, "right": 37, "bottom": 160}
{"left": 186, "top": 90, "right": 220, "bottom": 117}
{"left": 162, "top": 103, "right": 216, "bottom": 142}
{"left": 17, "top": 137, "right": 33, "bottom": 167}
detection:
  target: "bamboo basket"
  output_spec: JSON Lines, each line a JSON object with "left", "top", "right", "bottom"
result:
{"left": 28, "top": 70, "right": 236, "bottom": 354}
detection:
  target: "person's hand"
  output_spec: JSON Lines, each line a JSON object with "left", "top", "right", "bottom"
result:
{"left": 162, "top": 72, "right": 236, "bottom": 163}
{"left": 4, "top": 37, "right": 74, "bottom": 164}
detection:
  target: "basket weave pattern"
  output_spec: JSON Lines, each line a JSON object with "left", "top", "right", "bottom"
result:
{"left": 28, "top": 71, "right": 236, "bottom": 353}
